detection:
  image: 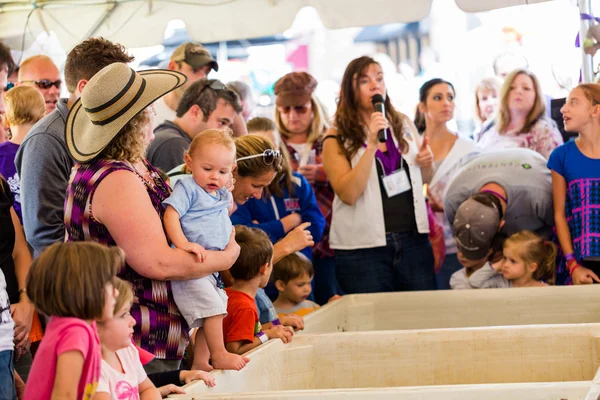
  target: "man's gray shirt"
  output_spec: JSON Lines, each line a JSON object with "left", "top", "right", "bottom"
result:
{"left": 14, "top": 99, "right": 72, "bottom": 255}
{"left": 147, "top": 120, "right": 192, "bottom": 172}
{"left": 444, "top": 148, "right": 554, "bottom": 237}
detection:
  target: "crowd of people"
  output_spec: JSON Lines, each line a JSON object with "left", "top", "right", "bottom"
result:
{"left": 0, "top": 34, "right": 597, "bottom": 399}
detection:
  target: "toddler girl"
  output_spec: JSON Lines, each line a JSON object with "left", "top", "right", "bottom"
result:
{"left": 548, "top": 84, "right": 600, "bottom": 284}
{"left": 469, "top": 231, "right": 556, "bottom": 288}
{"left": 96, "top": 278, "right": 215, "bottom": 399}
{"left": 163, "top": 129, "right": 248, "bottom": 372}
{"left": 23, "top": 242, "right": 121, "bottom": 400}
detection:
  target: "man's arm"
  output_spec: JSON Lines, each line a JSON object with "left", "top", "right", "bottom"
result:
{"left": 17, "top": 133, "right": 72, "bottom": 254}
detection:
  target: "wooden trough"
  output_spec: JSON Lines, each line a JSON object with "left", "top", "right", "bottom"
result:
{"left": 172, "top": 323, "right": 600, "bottom": 398}
{"left": 301, "top": 286, "right": 600, "bottom": 334}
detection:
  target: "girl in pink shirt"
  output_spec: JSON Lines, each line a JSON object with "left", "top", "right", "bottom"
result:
{"left": 24, "top": 242, "right": 121, "bottom": 400}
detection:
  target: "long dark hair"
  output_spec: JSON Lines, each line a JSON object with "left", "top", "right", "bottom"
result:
{"left": 334, "top": 56, "right": 406, "bottom": 160}
{"left": 414, "top": 78, "right": 455, "bottom": 134}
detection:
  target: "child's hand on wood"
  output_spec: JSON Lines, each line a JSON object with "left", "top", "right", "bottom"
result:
{"left": 572, "top": 265, "right": 600, "bottom": 285}
{"left": 264, "top": 325, "right": 293, "bottom": 344}
{"left": 328, "top": 295, "right": 342, "bottom": 303}
{"left": 180, "top": 369, "right": 216, "bottom": 386}
{"left": 158, "top": 384, "right": 186, "bottom": 398}
{"left": 280, "top": 314, "right": 304, "bottom": 331}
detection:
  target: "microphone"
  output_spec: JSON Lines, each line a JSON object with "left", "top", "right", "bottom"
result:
{"left": 371, "top": 94, "right": 386, "bottom": 143}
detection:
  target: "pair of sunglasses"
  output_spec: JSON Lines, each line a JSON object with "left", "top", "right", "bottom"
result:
{"left": 236, "top": 149, "right": 282, "bottom": 165}
{"left": 279, "top": 105, "right": 310, "bottom": 115}
{"left": 20, "top": 79, "right": 62, "bottom": 90}
{"left": 198, "top": 79, "right": 226, "bottom": 96}
{"left": 2, "top": 82, "right": 14, "bottom": 92}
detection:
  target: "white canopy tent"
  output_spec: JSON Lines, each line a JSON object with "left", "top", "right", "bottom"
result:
{"left": 0, "top": 0, "right": 554, "bottom": 50}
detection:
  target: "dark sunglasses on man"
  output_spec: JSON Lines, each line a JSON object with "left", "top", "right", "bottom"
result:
{"left": 19, "top": 79, "right": 62, "bottom": 90}
{"left": 279, "top": 105, "right": 310, "bottom": 115}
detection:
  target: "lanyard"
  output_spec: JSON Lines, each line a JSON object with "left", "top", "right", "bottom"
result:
{"left": 364, "top": 128, "right": 401, "bottom": 176}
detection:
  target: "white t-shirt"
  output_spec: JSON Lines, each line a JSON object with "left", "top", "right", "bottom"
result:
{"left": 0, "top": 270, "right": 14, "bottom": 352}
{"left": 97, "top": 343, "right": 147, "bottom": 399}
{"left": 152, "top": 97, "right": 177, "bottom": 129}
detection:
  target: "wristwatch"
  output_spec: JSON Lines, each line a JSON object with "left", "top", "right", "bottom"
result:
{"left": 256, "top": 331, "right": 268, "bottom": 344}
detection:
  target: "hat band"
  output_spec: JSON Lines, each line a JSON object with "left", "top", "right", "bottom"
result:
{"left": 84, "top": 69, "right": 147, "bottom": 126}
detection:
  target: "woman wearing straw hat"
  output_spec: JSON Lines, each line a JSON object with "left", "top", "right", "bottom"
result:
{"left": 63, "top": 63, "right": 241, "bottom": 373}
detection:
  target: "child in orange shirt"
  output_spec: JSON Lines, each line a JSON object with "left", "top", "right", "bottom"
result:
{"left": 273, "top": 253, "right": 340, "bottom": 318}
{"left": 223, "top": 226, "right": 294, "bottom": 355}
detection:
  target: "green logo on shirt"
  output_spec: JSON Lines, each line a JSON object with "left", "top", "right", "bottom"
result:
{"left": 522, "top": 163, "right": 532, "bottom": 169}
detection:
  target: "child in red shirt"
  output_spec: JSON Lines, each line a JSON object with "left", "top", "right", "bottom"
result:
{"left": 223, "top": 226, "right": 294, "bottom": 355}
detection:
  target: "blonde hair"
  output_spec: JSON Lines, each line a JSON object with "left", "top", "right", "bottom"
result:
{"left": 234, "top": 134, "right": 282, "bottom": 179}
{"left": 4, "top": 86, "right": 45, "bottom": 126}
{"left": 187, "top": 128, "right": 236, "bottom": 160}
{"left": 26, "top": 242, "right": 123, "bottom": 319}
{"left": 503, "top": 231, "right": 556, "bottom": 285}
{"left": 573, "top": 83, "right": 600, "bottom": 106}
{"left": 111, "top": 277, "right": 134, "bottom": 315}
{"left": 475, "top": 77, "right": 502, "bottom": 122}
{"left": 275, "top": 94, "right": 330, "bottom": 148}
{"left": 98, "top": 110, "right": 150, "bottom": 163}
{"left": 496, "top": 69, "right": 546, "bottom": 134}
{"left": 246, "top": 117, "right": 294, "bottom": 197}
{"left": 18, "top": 55, "right": 56, "bottom": 81}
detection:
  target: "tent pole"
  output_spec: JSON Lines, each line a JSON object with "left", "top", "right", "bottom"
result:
{"left": 579, "top": 0, "right": 594, "bottom": 83}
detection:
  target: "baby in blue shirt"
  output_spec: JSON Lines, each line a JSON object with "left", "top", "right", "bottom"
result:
{"left": 163, "top": 129, "right": 248, "bottom": 372}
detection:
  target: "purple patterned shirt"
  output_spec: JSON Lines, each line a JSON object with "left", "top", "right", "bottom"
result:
{"left": 64, "top": 158, "right": 188, "bottom": 360}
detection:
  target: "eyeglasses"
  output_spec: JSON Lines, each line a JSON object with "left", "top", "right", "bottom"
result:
{"left": 19, "top": 79, "right": 62, "bottom": 90}
{"left": 279, "top": 105, "right": 310, "bottom": 115}
{"left": 236, "top": 149, "right": 282, "bottom": 165}
{"left": 2, "top": 82, "right": 14, "bottom": 92}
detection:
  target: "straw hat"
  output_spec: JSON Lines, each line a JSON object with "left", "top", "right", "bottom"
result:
{"left": 66, "top": 63, "right": 187, "bottom": 163}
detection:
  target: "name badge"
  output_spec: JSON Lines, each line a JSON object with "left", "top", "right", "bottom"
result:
{"left": 382, "top": 169, "right": 411, "bottom": 197}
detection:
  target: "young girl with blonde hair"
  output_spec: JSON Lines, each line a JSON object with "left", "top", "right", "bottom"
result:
{"left": 95, "top": 278, "right": 215, "bottom": 399}
{"left": 469, "top": 230, "right": 556, "bottom": 288}
{"left": 548, "top": 83, "right": 600, "bottom": 284}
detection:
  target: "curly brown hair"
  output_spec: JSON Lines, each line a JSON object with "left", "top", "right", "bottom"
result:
{"left": 98, "top": 110, "right": 150, "bottom": 163}
{"left": 64, "top": 37, "right": 134, "bottom": 94}
{"left": 334, "top": 56, "right": 406, "bottom": 160}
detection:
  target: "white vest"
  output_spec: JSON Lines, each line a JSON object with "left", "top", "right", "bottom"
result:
{"left": 329, "top": 123, "right": 429, "bottom": 250}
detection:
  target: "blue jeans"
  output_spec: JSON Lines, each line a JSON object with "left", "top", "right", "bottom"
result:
{"left": 436, "top": 253, "right": 463, "bottom": 290}
{"left": 0, "top": 350, "right": 16, "bottom": 400}
{"left": 312, "top": 254, "right": 343, "bottom": 305}
{"left": 335, "top": 232, "right": 436, "bottom": 294}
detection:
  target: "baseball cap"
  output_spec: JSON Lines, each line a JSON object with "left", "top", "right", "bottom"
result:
{"left": 171, "top": 42, "right": 218, "bottom": 72}
{"left": 453, "top": 197, "right": 500, "bottom": 261}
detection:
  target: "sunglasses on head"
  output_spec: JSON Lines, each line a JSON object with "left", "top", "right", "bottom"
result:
{"left": 20, "top": 79, "right": 62, "bottom": 90}
{"left": 279, "top": 105, "right": 310, "bottom": 115}
{"left": 236, "top": 149, "right": 282, "bottom": 165}
{"left": 198, "top": 79, "right": 226, "bottom": 96}
{"left": 2, "top": 82, "right": 14, "bottom": 92}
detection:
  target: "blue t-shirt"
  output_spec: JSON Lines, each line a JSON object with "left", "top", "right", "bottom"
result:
{"left": 162, "top": 175, "right": 232, "bottom": 251}
{"left": 0, "top": 142, "right": 21, "bottom": 223}
{"left": 548, "top": 140, "right": 600, "bottom": 260}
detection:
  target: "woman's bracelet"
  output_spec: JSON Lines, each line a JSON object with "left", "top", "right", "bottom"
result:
{"left": 565, "top": 253, "right": 576, "bottom": 262}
